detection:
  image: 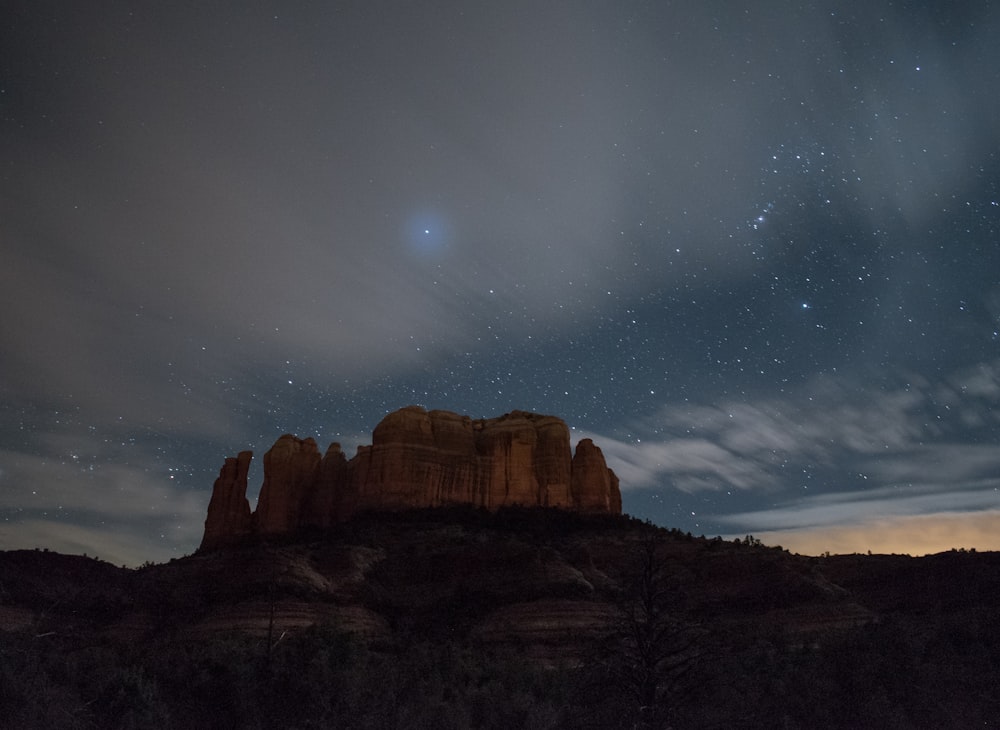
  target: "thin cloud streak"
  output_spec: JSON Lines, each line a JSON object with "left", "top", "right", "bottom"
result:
{"left": 596, "top": 361, "right": 1000, "bottom": 491}
{"left": 588, "top": 361, "right": 1000, "bottom": 552}
{"left": 719, "top": 482, "right": 1000, "bottom": 532}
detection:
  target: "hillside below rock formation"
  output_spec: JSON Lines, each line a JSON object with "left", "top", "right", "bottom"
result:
{"left": 4, "top": 517, "right": 999, "bottom": 728}
{"left": 201, "top": 407, "right": 621, "bottom": 550}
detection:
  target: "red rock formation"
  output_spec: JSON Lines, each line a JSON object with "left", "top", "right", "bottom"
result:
{"left": 358, "top": 406, "right": 455, "bottom": 510}
{"left": 308, "top": 443, "right": 350, "bottom": 526}
{"left": 254, "top": 435, "right": 322, "bottom": 536}
{"left": 201, "top": 451, "right": 253, "bottom": 550}
{"left": 200, "top": 407, "right": 622, "bottom": 550}
{"left": 427, "top": 409, "right": 481, "bottom": 505}
{"left": 535, "top": 417, "right": 574, "bottom": 508}
{"left": 477, "top": 412, "right": 542, "bottom": 508}
{"left": 570, "top": 438, "right": 622, "bottom": 513}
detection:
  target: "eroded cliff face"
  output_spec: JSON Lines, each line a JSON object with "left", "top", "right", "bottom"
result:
{"left": 255, "top": 435, "right": 322, "bottom": 536}
{"left": 201, "top": 407, "right": 622, "bottom": 550}
{"left": 201, "top": 451, "right": 253, "bottom": 549}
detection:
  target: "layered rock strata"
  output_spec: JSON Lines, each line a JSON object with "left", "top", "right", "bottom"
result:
{"left": 201, "top": 407, "right": 621, "bottom": 550}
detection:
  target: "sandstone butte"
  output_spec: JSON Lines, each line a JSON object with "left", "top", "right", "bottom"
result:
{"left": 201, "top": 406, "right": 622, "bottom": 550}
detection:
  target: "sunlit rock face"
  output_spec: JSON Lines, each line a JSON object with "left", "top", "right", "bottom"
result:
{"left": 200, "top": 407, "right": 622, "bottom": 550}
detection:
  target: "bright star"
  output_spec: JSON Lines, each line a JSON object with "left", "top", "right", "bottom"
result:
{"left": 405, "top": 210, "right": 449, "bottom": 255}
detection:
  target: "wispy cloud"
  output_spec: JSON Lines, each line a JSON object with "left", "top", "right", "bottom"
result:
{"left": 584, "top": 361, "right": 1000, "bottom": 553}
{"left": 0, "top": 443, "right": 206, "bottom": 565}
{"left": 719, "top": 481, "right": 1000, "bottom": 532}
{"left": 591, "top": 361, "right": 1000, "bottom": 492}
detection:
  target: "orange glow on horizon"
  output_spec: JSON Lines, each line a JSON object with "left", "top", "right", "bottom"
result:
{"left": 751, "top": 510, "right": 1000, "bottom": 556}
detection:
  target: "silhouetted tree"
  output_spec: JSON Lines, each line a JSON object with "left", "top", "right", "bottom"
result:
{"left": 607, "top": 534, "right": 703, "bottom": 728}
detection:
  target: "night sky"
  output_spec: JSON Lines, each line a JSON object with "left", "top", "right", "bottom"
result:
{"left": 3, "top": 2, "right": 999, "bottom": 566}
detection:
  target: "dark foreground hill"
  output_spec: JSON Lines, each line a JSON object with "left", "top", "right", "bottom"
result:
{"left": 2, "top": 508, "right": 999, "bottom": 729}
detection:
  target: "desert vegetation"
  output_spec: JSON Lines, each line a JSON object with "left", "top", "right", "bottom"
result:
{"left": 4, "top": 606, "right": 998, "bottom": 729}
